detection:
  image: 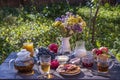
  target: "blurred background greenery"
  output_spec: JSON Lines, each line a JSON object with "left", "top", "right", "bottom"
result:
{"left": 0, "top": 1, "right": 120, "bottom": 64}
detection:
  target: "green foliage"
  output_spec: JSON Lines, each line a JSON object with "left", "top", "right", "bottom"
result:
{"left": 0, "top": 4, "right": 120, "bottom": 64}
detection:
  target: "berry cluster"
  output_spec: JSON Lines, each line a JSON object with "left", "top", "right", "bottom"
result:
{"left": 36, "top": 47, "right": 56, "bottom": 60}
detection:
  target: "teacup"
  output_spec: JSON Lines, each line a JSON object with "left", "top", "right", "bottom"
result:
{"left": 97, "top": 54, "right": 114, "bottom": 73}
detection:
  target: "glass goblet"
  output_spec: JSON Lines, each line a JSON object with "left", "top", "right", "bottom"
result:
{"left": 39, "top": 55, "right": 52, "bottom": 79}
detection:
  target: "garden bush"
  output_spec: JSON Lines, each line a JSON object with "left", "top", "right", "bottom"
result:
{"left": 0, "top": 3, "right": 120, "bottom": 64}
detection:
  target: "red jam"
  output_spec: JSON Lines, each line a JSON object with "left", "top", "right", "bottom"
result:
{"left": 82, "top": 62, "right": 93, "bottom": 68}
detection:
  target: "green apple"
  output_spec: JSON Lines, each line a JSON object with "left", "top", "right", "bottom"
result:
{"left": 116, "top": 53, "right": 120, "bottom": 62}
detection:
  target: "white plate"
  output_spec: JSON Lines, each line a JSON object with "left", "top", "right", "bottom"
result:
{"left": 59, "top": 70, "right": 81, "bottom": 76}
{"left": 56, "top": 64, "right": 81, "bottom": 76}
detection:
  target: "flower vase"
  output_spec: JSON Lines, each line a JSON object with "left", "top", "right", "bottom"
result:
{"left": 59, "top": 37, "right": 71, "bottom": 55}
{"left": 74, "top": 40, "right": 87, "bottom": 58}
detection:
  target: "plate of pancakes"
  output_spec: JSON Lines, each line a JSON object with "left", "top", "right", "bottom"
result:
{"left": 56, "top": 64, "right": 81, "bottom": 76}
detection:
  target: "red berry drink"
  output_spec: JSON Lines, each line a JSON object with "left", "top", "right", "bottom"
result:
{"left": 82, "top": 62, "right": 93, "bottom": 67}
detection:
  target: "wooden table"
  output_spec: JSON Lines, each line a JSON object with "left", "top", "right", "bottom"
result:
{"left": 0, "top": 52, "right": 120, "bottom": 79}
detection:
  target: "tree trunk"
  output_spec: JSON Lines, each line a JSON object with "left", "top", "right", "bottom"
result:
{"left": 91, "top": 0, "right": 101, "bottom": 45}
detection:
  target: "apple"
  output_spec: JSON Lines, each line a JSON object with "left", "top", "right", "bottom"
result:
{"left": 99, "top": 47, "right": 108, "bottom": 53}
{"left": 92, "top": 48, "right": 98, "bottom": 54}
{"left": 50, "top": 60, "right": 59, "bottom": 69}
{"left": 48, "top": 43, "right": 58, "bottom": 53}
{"left": 116, "top": 53, "right": 120, "bottom": 62}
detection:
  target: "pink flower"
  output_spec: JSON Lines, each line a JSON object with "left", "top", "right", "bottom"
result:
{"left": 96, "top": 50, "right": 102, "bottom": 55}
{"left": 48, "top": 43, "right": 58, "bottom": 53}
{"left": 92, "top": 48, "right": 98, "bottom": 54}
{"left": 99, "top": 47, "right": 108, "bottom": 54}
{"left": 50, "top": 60, "right": 59, "bottom": 69}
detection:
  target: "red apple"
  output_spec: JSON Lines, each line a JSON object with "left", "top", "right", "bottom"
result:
{"left": 50, "top": 60, "right": 59, "bottom": 69}
{"left": 92, "top": 48, "right": 98, "bottom": 54}
{"left": 48, "top": 43, "right": 58, "bottom": 53}
{"left": 99, "top": 47, "right": 108, "bottom": 54}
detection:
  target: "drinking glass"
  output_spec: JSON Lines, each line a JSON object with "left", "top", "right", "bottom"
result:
{"left": 23, "top": 42, "right": 34, "bottom": 57}
{"left": 40, "top": 55, "right": 51, "bottom": 78}
{"left": 97, "top": 54, "right": 114, "bottom": 73}
{"left": 82, "top": 53, "right": 94, "bottom": 68}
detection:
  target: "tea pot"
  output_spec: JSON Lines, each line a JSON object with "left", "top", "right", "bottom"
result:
{"left": 9, "top": 49, "right": 34, "bottom": 74}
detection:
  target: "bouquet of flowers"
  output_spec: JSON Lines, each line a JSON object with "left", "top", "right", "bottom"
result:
{"left": 92, "top": 47, "right": 109, "bottom": 59}
{"left": 52, "top": 12, "right": 86, "bottom": 38}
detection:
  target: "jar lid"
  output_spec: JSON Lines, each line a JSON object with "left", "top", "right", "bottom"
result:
{"left": 17, "top": 49, "right": 30, "bottom": 58}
